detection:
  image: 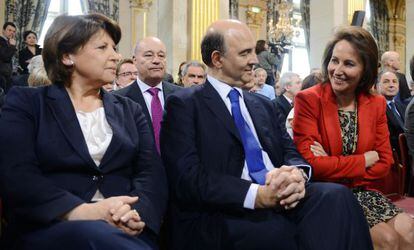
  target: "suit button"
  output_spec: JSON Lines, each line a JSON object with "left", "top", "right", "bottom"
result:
{"left": 92, "top": 175, "right": 98, "bottom": 181}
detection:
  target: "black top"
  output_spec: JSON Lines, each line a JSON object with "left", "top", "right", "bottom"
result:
{"left": 18, "top": 45, "right": 42, "bottom": 74}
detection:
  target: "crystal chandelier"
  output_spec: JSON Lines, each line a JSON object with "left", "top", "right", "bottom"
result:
{"left": 268, "top": 0, "right": 294, "bottom": 47}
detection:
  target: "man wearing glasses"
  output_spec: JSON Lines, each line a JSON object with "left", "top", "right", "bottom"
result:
{"left": 115, "top": 58, "right": 138, "bottom": 89}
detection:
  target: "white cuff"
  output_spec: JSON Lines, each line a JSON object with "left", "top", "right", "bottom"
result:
{"left": 243, "top": 183, "right": 259, "bottom": 209}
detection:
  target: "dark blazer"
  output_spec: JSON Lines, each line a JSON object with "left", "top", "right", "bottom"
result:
{"left": 0, "top": 36, "right": 16, "bottom": 78}
{"left": 385, "top": 100, "right": 406, "bottom": 154}
{"left": 115, "top": 80, "right": 180, "bottom": 133}
{"left": 273, "top": 94, "right": 292, "bottom": 121}
{"left": 0, "top": 85, "right": 168, "bottom": 246}
{"left": 160, "top": 80, "right": 308, "bottom": 249}
{"left": 293, "top": 83, "right": 393, "bottom": 188}
{"left": 18, "top": 45, "right": 42, "bottom": 74}
{"left": 396, "top": 72, "right": 411, "bottom": 101}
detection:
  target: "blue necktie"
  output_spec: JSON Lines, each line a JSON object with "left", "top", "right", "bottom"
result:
{"left": 389, "top": 102, "right": 404, "bottom": 129}
{"left": 228, "top": 89, "right": 268, "bottom": 184}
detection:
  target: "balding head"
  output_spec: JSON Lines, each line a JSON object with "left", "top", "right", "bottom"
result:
{"left": 133, "top": 36, "right": 167, "bottom": 87}
{"left": 200, "top": 20, "right": 258, "bottom": 87}
{"left": 381, "top": 51, "right": 400, "bottom": 72}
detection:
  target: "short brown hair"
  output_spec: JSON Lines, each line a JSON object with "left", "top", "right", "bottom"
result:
{"left": 43, "top": 13, "right": 121, "bottom": 85}
{"left": 321, "top": 26, "right": 378, "bottom": 94}
{"left": 116, "top": 58, "right": 134, "bottom": 76}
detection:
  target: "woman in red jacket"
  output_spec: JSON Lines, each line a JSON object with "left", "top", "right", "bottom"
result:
{"left": 294, "top": 26, "right": 414, "bottom": 250}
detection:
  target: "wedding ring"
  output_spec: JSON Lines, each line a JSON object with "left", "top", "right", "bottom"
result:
{"left": 131, "top": 209, "right": 139, "bottom": 216}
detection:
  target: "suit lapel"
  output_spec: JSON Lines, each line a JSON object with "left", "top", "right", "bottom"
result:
{"left": 244, "top": 93, "right": 272, "bottom": 152}
{"left": 320, "top": 84, "right": 343, "bottom": 155}
{"left": 202, "top": 81, "right": 242, "bottom": 143}
{"left": 45, "top": 85, "right": 97, "bottom": 168}
{"left": 127, "top": 81, "right": 153, "bottom": 132}
{"left": 99, "top": 91, "right": 124, "bottom": 168}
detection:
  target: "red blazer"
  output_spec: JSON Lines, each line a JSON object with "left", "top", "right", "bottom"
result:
{"left": 293, "top": 83, "right": 393, "bottom": 188}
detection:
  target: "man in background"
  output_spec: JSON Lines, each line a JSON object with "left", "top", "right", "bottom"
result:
{"left": 274, "top": 72, "right": 302, "bottom": 121}
{"left": 181, "top": 60, "right": 206, "bottom": 87}
{"left": 381, "top": 51, "right": 411, "bottom": 101}
{"left": 116, "top": 36, "right": 180, "bottom": 152}
{"left": 114, "top": 58, "right": 138, "bottom": 89}
{"left": 0, "top": 22, "right": 17, "bottom": 93}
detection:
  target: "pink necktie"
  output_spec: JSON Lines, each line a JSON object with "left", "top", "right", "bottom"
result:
{"left": 147, "top": 87, "right": 163, "bottom": 153}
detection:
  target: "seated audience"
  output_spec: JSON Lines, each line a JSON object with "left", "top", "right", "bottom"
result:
{"left": 26, "top": 55, "right": 51, "bottom": 87}
{"left": 161, "top": 19, "right": 373, "bottom": 250}
{"left": 381, "top": 51, "right": 411, "bottom": 102}
{"left": 274, "top": 72, "right": 302, "bottom": 121}
{"left": 376, "top": 70, "right": 406, "bottom": 155}
{"left": 251, "top": 68, "right": 276, "bottom": 100}
{"left": 294, "top": 26, "right": 414, "bottom": 250}
{"left": 285, "top": 72, "right": 322, "bottom": 138}
{"left": 18, "top": 30, "right": 42, "bottom": 74}
{"left": 114, "top": 58, "right": 138, "bottom": 89}
{"left": 0, "top": 13, "right": 167, "bottom": 250}
{"left": 181, "top": 60, "right": 206, "bottom": 87}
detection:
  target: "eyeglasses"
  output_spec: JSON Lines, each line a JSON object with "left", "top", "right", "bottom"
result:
{"left": 118, "top": 71, "right": 139, "bottom": 77}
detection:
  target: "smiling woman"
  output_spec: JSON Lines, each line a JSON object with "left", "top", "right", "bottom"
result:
{"left": 293, "top": 26, "right": 414, "bottom": 250}
{"left": 0, "top": 13, "right": 167, "bottom": 250}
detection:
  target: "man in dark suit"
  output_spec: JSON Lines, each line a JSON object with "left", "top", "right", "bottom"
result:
{"left": 161, "top": 19, "right": 373, "bottom": 250}
{"left": 116, "top": 36, "right": 180, "bottom": 152}
{"left": 381, "top": 51, "right": 411, "bottom": 102}
{"left": 377, "top": 70, "right": 407, "bottom": 154}
{"left": 273, "top": 72, "right": 301, "bottom": 121}
{"left": 0, "top": 22, "right": 17, "bottom": 93}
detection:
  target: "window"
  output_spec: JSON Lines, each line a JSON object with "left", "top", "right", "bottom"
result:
{"left": 38, "top": 0, "right": 87, "bottom": 46}
{"left": 280, "top": 0, "right": 310, "bottom": 79}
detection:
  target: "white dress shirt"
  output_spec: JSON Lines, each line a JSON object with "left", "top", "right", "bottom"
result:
{"left": 136, "top": 78, "right": 164, "bottom": 119}
{"left": 76, "top": 107, "right": 113, "bottom": 201}
{"left": 208, "top": 75, "right": 277, "bottom": 209}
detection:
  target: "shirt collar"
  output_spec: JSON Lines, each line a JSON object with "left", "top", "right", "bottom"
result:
{"left": 207, "top": 75, "right": 243, "bottom": 101}
{"left": 136, "top": 77, "right": 163, "bottom": 93}
{"left": 283, "top": 94, "right": 293, "bottom": 104}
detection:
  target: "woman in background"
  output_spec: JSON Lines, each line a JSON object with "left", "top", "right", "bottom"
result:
{"left": 18, "top": 30, "right": 42, "bottom": 74}
{"left": 0, "top": 14, "right": 167, "bottom": 250}
{"left": 294, "top": 26, "right": 414, "bottom": 250}
{"left": 255, "top": 40, "right": 277, "bottom": 86}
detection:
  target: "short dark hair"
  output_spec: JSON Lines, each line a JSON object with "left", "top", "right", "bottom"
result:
{"left": 22, "top": 30, "right": 37, "bottom": 42}
{"left": 201, "top": 31, "right": 226, "bottom": 67}
{"left": 321, "top": 26, "right": 378, "bottom": 94}
{"left": 43, "top": 13, "right": 121, "bottom": 85}
{"left": 255, "top": 40, "right": 266, "bottom": 54}
{"left": 3, "top": 22, "right": 16, "bottom": 30}
{"left": 410, "top": 55, "right": 414, "bottom": 82}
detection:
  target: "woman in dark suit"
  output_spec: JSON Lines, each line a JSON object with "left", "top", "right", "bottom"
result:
{"left": 293, "top": 26, "right": 414, "bottom": 250}
{"left": 18, "top": 30, "right": 42, "bottom": 74}
{"left": 0, "top": 14, "right": 167, "bottom": 250}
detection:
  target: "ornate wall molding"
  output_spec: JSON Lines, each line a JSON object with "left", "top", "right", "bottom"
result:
{"left": 129, "top": 0, "right": 153, "bottom": 9}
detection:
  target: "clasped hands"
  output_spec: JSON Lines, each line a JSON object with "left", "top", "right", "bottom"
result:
{"left": 65, "top": 196, "right": 145, "bottom": 236}
{"left": 255, "top": 165, "right": 306, "bottom": 210}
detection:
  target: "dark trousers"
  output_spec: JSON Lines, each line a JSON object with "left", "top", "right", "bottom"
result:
{"left": 224, "top": 182, "right": 373, "bottom": 250}
{"left": 17, "top": 220, "right": 156, "bottom": 250}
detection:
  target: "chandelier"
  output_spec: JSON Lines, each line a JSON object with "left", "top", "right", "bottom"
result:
{"left": 268, "top": 0, "right": 294, "bottom": 47}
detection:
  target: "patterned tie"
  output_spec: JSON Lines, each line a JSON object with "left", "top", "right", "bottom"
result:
{"left": 389, "top": 101, "right": 404, "bottom": 129}
{"left": 147, "top": 87, "right": 163, "bottom": 153}
{"left": 228, "top": 88, "right": 268, "bottom": 184}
